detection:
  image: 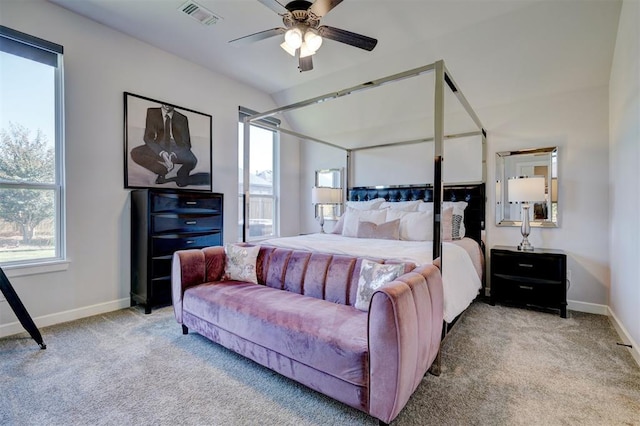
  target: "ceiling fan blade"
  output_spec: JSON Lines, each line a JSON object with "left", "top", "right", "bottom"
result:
{"left": 258, "top": 0, "right": 289, "bottom": 15}
{"left": 229, "top": 27, "right": 286, "bottom": 45}
{"left": 309, "top": 0, "right": 344, "bottom": 17}
{"left": 318, "top": 26, "right": 378, "bottom": 51}
{"left": 299, "top": 55, "right": 313, "bottom": 72}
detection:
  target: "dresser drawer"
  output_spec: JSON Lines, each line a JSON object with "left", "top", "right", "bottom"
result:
{"left": 151, "top": 193, "right": 222, "bottom": 213}
{"left": 152, "top": 214, "right": 222, "bottom": 233}
{"left": 492, "top": 251, "right": 564, "bottom": 282}
{"left": 151, "top": 232, "right": 222, "bottom": 256}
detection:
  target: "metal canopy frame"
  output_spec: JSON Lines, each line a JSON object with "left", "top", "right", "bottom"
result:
{"left": 243, "top": 59, "right": 486, "bottom": 261}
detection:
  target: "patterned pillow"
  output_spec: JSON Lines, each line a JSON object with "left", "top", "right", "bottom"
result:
{"left": 355, "top": 259, "right": 405, "bottom": 311}
{"left": 223, "top": 244, "right": 260, "bottom": 284}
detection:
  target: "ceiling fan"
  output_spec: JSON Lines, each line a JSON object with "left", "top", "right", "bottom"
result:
{"left": 229, "top": 0, "right": 378, "bottom": 72}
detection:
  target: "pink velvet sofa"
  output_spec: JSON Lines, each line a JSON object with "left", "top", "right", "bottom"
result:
{"left": 171, "top": 245, "right": 443, "bottom": 424}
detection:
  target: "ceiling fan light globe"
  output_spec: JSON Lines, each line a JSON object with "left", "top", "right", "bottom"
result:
{"left": 280, "top": 41, "right": 297, "bottom": 56}
{"left": 304, "top": 30, "right": 323, "bottom": 52}
{"left": 284, "top": 27, "right": 303, "bottom": 49}
{"left": 299, "top": 42, "right": 315, "bottom": 58}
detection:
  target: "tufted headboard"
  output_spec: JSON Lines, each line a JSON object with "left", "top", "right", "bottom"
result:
{"left": 348, "top": 184, "right": 486, "bottom": 245}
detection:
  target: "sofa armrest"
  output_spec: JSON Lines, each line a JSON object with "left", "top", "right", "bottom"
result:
{"left": 367, "top": 264, "right": 443, "bottom": 424}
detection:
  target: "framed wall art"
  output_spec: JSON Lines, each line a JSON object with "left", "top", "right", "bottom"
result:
{"left": 124, "top": 92, "right": 212, "bottom": 191}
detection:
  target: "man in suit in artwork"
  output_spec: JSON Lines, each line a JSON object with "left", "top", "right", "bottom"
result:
{"left": 131, "top": 104, "right": 197, "bottom": 187}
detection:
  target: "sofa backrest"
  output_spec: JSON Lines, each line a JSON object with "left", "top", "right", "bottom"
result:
{"left": 256, "top": 246, "right": 415, "bottom": 307}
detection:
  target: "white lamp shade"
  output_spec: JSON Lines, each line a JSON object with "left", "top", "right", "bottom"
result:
{"left": 312, "top": 187, "right": 342, "bottom": 204}
{"left": 280, "top": 41, "right": 296, "bottom": 56}
{"left": 508, "top": 176, "right": 545, "bottom": 202}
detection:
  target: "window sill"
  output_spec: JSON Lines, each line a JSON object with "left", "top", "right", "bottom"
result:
{"left": 2, "top": 260, "right": 70, "bottom": 278}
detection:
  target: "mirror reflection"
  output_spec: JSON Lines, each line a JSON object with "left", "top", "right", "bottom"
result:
{"left": 314, "top": 168, "right": 343, "bottom": 221}
{"left": 496, "top": 147, "right": 558, "bottom": 227}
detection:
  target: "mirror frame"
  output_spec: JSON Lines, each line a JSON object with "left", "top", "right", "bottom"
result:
{"left": 314, "top": 168, "right": 343, "bottom": 221}
{"left": 496, "top": 147, "right": 558, "bottom": 228}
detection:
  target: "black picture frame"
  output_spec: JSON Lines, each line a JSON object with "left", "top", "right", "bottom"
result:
{"left": 124, "top": 92, "right": 212, "bottom": 191}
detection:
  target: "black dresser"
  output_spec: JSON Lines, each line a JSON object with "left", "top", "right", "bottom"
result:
{"left": 131, "top": 189, "right": 223, "bottom": 313}
{"left": 490, "top": 246, "right": 567, "bottom": 318}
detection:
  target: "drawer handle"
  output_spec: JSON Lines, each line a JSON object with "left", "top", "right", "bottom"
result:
{"left": 519, "top": 285, "right": 534, "bottom": 290}
{"left": 185, "top": 221, "right": 197, "bottom": 225}
{"left": 518, "top": 263, "right": 534, "bottom": 268}
{"left": 185, "top": 201, "right": 197, "bottom": 205}
{"left": 186, "top": 240, "right": 195, "bottom": 244}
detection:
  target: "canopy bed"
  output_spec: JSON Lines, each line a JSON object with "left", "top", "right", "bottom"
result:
{"left": 242, "top": 58, "right": 487, "bottom": 319}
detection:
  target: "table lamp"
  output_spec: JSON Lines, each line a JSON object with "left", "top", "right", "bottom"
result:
{"left": 311, "top": 187, "right": 342, "bottom": 233}
{"left": 508, "top": 176, "right": 546, "bottom": 251}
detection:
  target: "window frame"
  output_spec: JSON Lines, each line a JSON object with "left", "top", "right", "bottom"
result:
{"left": 238, "top": 107, "right": 280, "bottom": 242}
{"left": 0, "top": 26, "right": 66, "bottom": 271}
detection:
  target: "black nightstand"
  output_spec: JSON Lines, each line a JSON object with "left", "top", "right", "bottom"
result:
{"left": 490, "top": 246, "right": 567, "bottom": 318}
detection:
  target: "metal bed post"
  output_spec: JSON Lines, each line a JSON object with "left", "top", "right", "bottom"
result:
{"left": 433, "top": 60, "right": 445, "bottom": 262}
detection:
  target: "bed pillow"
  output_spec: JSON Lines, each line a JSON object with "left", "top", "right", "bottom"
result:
{"left": 355, "top": 259, "right": 405, "bottom": 311}
{"left": 356, "top": 219, "right": 400, "bottom": 240}
{"left": 223, "top": 243, "right": 260, "bottom": 284}
{"left": 345, "top": 198, "right": 386, "bottom": 210}
{"left": 386, "top": 210, "right": 433, "bottom": 241}
{"left": 417, "top": 201, "right": 467, "bottom": 239}
{"left": 379, "top": 200, "right": 421, "bottom": 211}
{"left": 330, "top": 212, "right": 346, "bottom": 234}
{"left": 342, "top": 208, "right": 386, "bottom": 237}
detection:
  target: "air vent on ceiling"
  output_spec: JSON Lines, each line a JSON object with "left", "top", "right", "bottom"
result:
{"left": 179, "top": 1, "right": 222, "bottom": 26}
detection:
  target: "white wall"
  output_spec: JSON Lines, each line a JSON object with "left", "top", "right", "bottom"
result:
{"left": 609, "top": 0, "right": 640, "bottom": 359}
{"left": 0, "top": 0, "right": 299, "bottom": 335}
{"left": 484, "top": 86, "right": 610, "bottom": 308}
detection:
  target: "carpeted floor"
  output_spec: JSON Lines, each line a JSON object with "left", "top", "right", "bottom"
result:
{"left": 1, "top": 301, "right": 638, "bottom": 425}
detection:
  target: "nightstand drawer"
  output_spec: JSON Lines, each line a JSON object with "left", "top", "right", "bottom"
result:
{"left": 492, "top": 251, "right": 564, "bottom": 281}
{"left": 494, "top": 275, "right": 565, "bottom": 308}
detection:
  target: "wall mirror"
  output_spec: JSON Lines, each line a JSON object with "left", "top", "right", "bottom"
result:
{"left": 496, "top": 147, "right": 558, "bottom": 227}
{"left": 314, "top": 168, "right": 343, "bottom": 221}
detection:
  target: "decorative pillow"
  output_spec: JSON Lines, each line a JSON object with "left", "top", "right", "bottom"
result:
{"left": 355, "top": 259, "right": 405, "bottom": 311}
{"left": 441, "top": 207, "right": 454, "bottom": 241}
{"left": 345, "top": 198, "right": 386, "bottom": 210}
{"left": 223, "top": 244, "right": 260, "bottom": 284}
{"left": 356, "top": 219, "right": 400, "bottom": 240}
{"left": 342, "top": 208, "right": 386, "bottom": 237}
{"left": 379, "top": 200, "right": 421, "bottom": 211}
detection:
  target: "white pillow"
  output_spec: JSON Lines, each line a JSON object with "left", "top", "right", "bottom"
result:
{"left": 342, "top": 208, "right": 386, "bottom": 237}
{"left": 386, "top": 210, "right": 433, "bottom": 241}
{"left": 355, "top": 259, "right": 405, "bottom": 311}
{"left": 345, "top": 198, "right": 386, "bottom": 210}
{"left": 223, "top": 244, "right": 260, "bottom": 284}
{"left": 417, "top": 201, "right": 468, "bottom": 239}
{"left": 379, "top": 200, "right": 421, "bottom": 211}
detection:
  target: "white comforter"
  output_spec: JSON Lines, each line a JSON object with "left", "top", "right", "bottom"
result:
{"left": 261, "top": 233, "right": 481, "bottom": 323}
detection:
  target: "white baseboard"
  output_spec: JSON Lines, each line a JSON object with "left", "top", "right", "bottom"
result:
{"left": 607, "top": 307, "right": 640, "bottom": 368}
{"left": 0, "top": 298, "right": 130, "bottom": 339}
{"left": 567, "top": 299, "right": 609, "bottom": 315}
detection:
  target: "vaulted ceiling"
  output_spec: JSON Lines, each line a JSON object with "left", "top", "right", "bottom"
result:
{"left": 49, "top": 0, "right": 622, "bottom": 144}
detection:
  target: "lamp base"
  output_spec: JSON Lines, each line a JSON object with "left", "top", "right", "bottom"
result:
{"left": 517, "top": 237, "right": 534, "bottom": 251}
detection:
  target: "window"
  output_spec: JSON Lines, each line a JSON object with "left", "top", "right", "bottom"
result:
{"left": 0, "top": 26, "right": 65, "bottom": 267}
{"left": 238, "top": 107, "right": 280, "bottom": 241}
